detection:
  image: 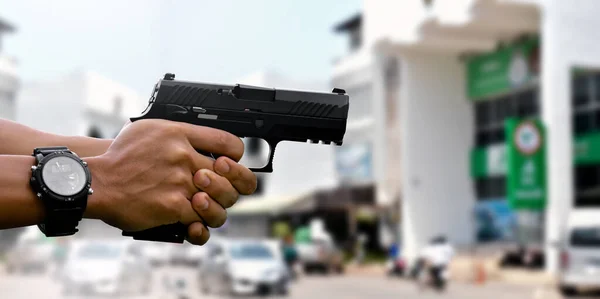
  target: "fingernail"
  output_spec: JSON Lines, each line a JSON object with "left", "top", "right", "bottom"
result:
{"left": 200, "top": 172, "right": 211, "bottom": 188}
{"left": 217, "top": 160, "right": 230, "bottom": 174}
{"left": 197, "top": 195, "right": 209, "bottom": 210}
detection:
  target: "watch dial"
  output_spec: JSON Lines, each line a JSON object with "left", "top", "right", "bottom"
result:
{"left": 41, "top": 156, "right": 87, "bottom": 196}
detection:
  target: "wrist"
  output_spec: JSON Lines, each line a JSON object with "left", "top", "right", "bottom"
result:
{"left": 82, "top": 155, "right": 111, "bottom": 220}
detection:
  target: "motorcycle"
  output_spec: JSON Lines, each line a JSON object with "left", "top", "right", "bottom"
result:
{"left": 417, "top": 262, "right": 449, "bottom": 292}
{"left": 386, "top": 257, "right": 406, "bottom": 277}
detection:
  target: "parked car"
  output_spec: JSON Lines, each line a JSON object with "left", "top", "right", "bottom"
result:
{"left": 169, "top": 243, "right": 206, "bottom": 267}
{"left": 558, "top": 209, "right": 600, "bottom": 296}
{"left": 60, "top": 239, "right": 152, "bottom": 296}
{"left": 140, "top": 243, "right": 171, "bottom": 267}
{"left": 5, "top": 228, "right": 56, "bottom": 274}
{"left": 296, "top": 239, "right": 345, "bottom": 274}
{"left": 198, "top": 238, "right": 290, "bottom": 296}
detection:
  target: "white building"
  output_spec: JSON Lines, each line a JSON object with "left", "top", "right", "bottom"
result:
{"left": 333, "top": 0, "right": 600, "bottom": 274}
{"left": 16, "top": 69, "right": 145, "bottom": 138}
{"left": 0, "top": 17, "right": 19, "bottom": 121}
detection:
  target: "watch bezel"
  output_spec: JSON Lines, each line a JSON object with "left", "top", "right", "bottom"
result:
{"left": 31, "top": 151, "right": 92, "bottom": 203}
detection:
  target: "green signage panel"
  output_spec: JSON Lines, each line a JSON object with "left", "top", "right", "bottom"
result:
{"left": 505, "top": 118, "right": 546, "bottom": 210}
{"left": 574, "top": 132, "right": 600, "bottom": 165}
{"left": 470, "top": 147, "right": 487, "bottom": 178}
{"left": 467, "top": 38, "right": 540, "bottom": 100}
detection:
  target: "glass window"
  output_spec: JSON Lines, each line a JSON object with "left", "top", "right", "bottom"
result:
{"left": 593, "top": 74, "right": 600, "bottom": 103}
{"left": 229, "top": 243, "right": 273, "bottom": 259}
{"left": 475, "top": 101, "right": 489, "bottom": 127}
{"left": 517, "top": 89, "right": 538, "bottom": 118}
{"left": 475, "top": 177, "right": 507, "bottom": 199}
{"left": 573, "top": 112, "right": 593, "bottom": 135}
{"left": 573, "top": 75, "right": 591, "bottom": 107}
{"left": 475, "top": 131, "right": 488, "bottom": 147}
{"left": 570, "top": 228, "right": 600, "bottom": 247}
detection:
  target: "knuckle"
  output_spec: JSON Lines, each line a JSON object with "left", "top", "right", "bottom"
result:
{"left": 214, "top": 130, "right": 231, "bottom": 150}
{"left": 172, "top": 170, "right": 189, "bottom": 186}
{"left": 163, "top": 195, "right": 182, "bottom": 220}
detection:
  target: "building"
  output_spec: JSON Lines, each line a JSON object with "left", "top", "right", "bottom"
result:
{"left": 16, "top": 69, "right": 145, "bottom": 138}
{"left": 332, "top": 13, "right": 401, "bottom": 251}
{"left": 0, "top": 17, "right": 19, "bottom": 121}
{"left": 0, "top": 16, "right": 21, "bottom": 254}
{"left": 333, "top": 0, "right": 600, "bottom": 273}
{"left": 16, "top": 69, "right": 146, "bottom": 239}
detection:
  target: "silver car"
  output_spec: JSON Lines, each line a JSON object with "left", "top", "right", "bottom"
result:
{"left": 60, "top": 240, "right": 152, "bottom": 296}
{"left": 559, "top": 209, "right": 600, "bottom": 296}
{"left": 198, "top": 239, "right": 290, "bottom": 296}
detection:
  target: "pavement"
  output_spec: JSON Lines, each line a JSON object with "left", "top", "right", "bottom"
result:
{"left": 0, "top": 265, "right": 558, "bottom": 299}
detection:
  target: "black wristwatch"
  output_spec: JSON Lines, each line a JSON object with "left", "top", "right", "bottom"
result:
{"left": 30, "top": 147, "right": 93, "bottom": 237}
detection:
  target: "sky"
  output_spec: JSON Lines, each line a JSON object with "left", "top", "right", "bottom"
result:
{"left": 0, "top": 0, "right": 361, "bottom": 95}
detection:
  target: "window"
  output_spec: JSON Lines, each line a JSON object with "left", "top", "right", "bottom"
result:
{"left": 473, "top": 88, "right": 540, "bottom": 148}
{"left": 475, "top": 177, "right": 507, "bottom": 199}
{"left": 570, "top": 228, "right": 600, "bottom": 247}
{"left": 574, "top": 165, "right": 600, "bottom": 207}
{"left": 571, "top": 72, "right": 600, "bottom": 136}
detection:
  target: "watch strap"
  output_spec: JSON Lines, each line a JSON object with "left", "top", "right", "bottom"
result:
{"left": 39, "top": 207, "right": 84, "bottom": 237}
{"left": 33, "top": 146, "right": 88, "bottom": 237}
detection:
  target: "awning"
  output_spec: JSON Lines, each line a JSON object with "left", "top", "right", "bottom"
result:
{"left": 229, "top": 191, "right": 316, "bottom": 216}
{"left": 377, "top": 0, "right": 540, "bottom": 56}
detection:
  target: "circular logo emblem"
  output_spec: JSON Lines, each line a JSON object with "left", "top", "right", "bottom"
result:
{"left": 514, "top": 122, "right": 542, "bottom": 155}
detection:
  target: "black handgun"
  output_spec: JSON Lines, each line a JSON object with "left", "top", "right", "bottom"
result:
{"left": 122, "top": 73, "right": 349, "bottom": 243}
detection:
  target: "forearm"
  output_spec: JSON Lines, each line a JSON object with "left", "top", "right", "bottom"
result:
{"left": 0, "top": 155, "right": 105, "bottom": 229}
{"left": 0, "top": 119, "right": 113, "bottom": 156}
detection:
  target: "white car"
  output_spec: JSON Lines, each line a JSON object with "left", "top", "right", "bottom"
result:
{"left": 169, "top": 243, "right": 206, "bottom": 267}
{"left": 5, "top": 228, "right": 56, "bottom": 274}
{"left": 559, "top": 209, "right": 600, "bottom": 296}
{"left": 140, "top": 243, "right": 171, "bottom": 267}
{"left": 60, "top": 240, "right": 152, "bottom": 296}
{"left": 198, "top": 238, "right": 290, "bottom": 296}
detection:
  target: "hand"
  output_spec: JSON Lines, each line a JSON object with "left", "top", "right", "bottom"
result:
{"left": 84, "top": 119, "right": 257, "bottom": 245}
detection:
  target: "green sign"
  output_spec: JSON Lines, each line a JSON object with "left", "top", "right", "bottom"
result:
{"left": 467, "top": 38, "right": 540, "bottom": 99}
{"left": 470, "top": 144, "right": 506, "bottom": 177}
{"left": 506, "top": 118, "right": 546, "bottom": 210}
{"left": 574, "top": 132, "right": 600, "bottom": 165}
{"left": 471, "top": 131, "right": 600, "bottom": 178}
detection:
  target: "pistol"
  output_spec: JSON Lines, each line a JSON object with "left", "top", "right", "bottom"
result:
{"left": 122, "top": 73, "right": 349, "bottom": 243}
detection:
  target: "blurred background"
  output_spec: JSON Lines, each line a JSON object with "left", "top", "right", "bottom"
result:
{"left": 2, "top": 0, "right": 600, "bottom": 298}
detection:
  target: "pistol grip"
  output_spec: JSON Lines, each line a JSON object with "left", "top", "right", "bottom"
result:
{"left": 122, "top": 223, "right": 187, "bottom": 243}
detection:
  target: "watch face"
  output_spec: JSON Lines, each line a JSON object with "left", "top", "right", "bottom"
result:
{"left": 41, "top": 156, "right": 87, "bottom": 197}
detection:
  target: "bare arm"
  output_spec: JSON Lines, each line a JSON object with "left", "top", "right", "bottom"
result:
{"left": 0, "top": 155, "right": 105, "bottom": 229}
{"left": 0, "top": 119, "right": 112, "bottom": 156}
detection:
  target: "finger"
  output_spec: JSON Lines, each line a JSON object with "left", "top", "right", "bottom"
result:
{"left": 190, "top": 192, "right": 227, "bottom": 228}
{"left": 177, "top": 123, "right": 244, "bottom": 162}
{"left": 193, "top": 169, "right": 239, "bottom": 209}
{"left": 186, "top": 222, "right": 210, "bottom": 245}
{"left": 177, "top": 196, "right": 205, "bottom": 225}
{"left": 214, "top": 156, "right": 257, "bottom": 195}
{"left": 186, "top": 144, "right": 218, "bottom": 174}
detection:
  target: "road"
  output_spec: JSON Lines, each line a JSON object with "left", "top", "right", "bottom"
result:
{"left": 0, "top": 266, "right": 552, "bottom": 299}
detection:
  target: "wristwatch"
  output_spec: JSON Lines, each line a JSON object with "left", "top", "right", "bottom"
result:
{"left": 30, "top": 147, "right": 93, "bottom": 237}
